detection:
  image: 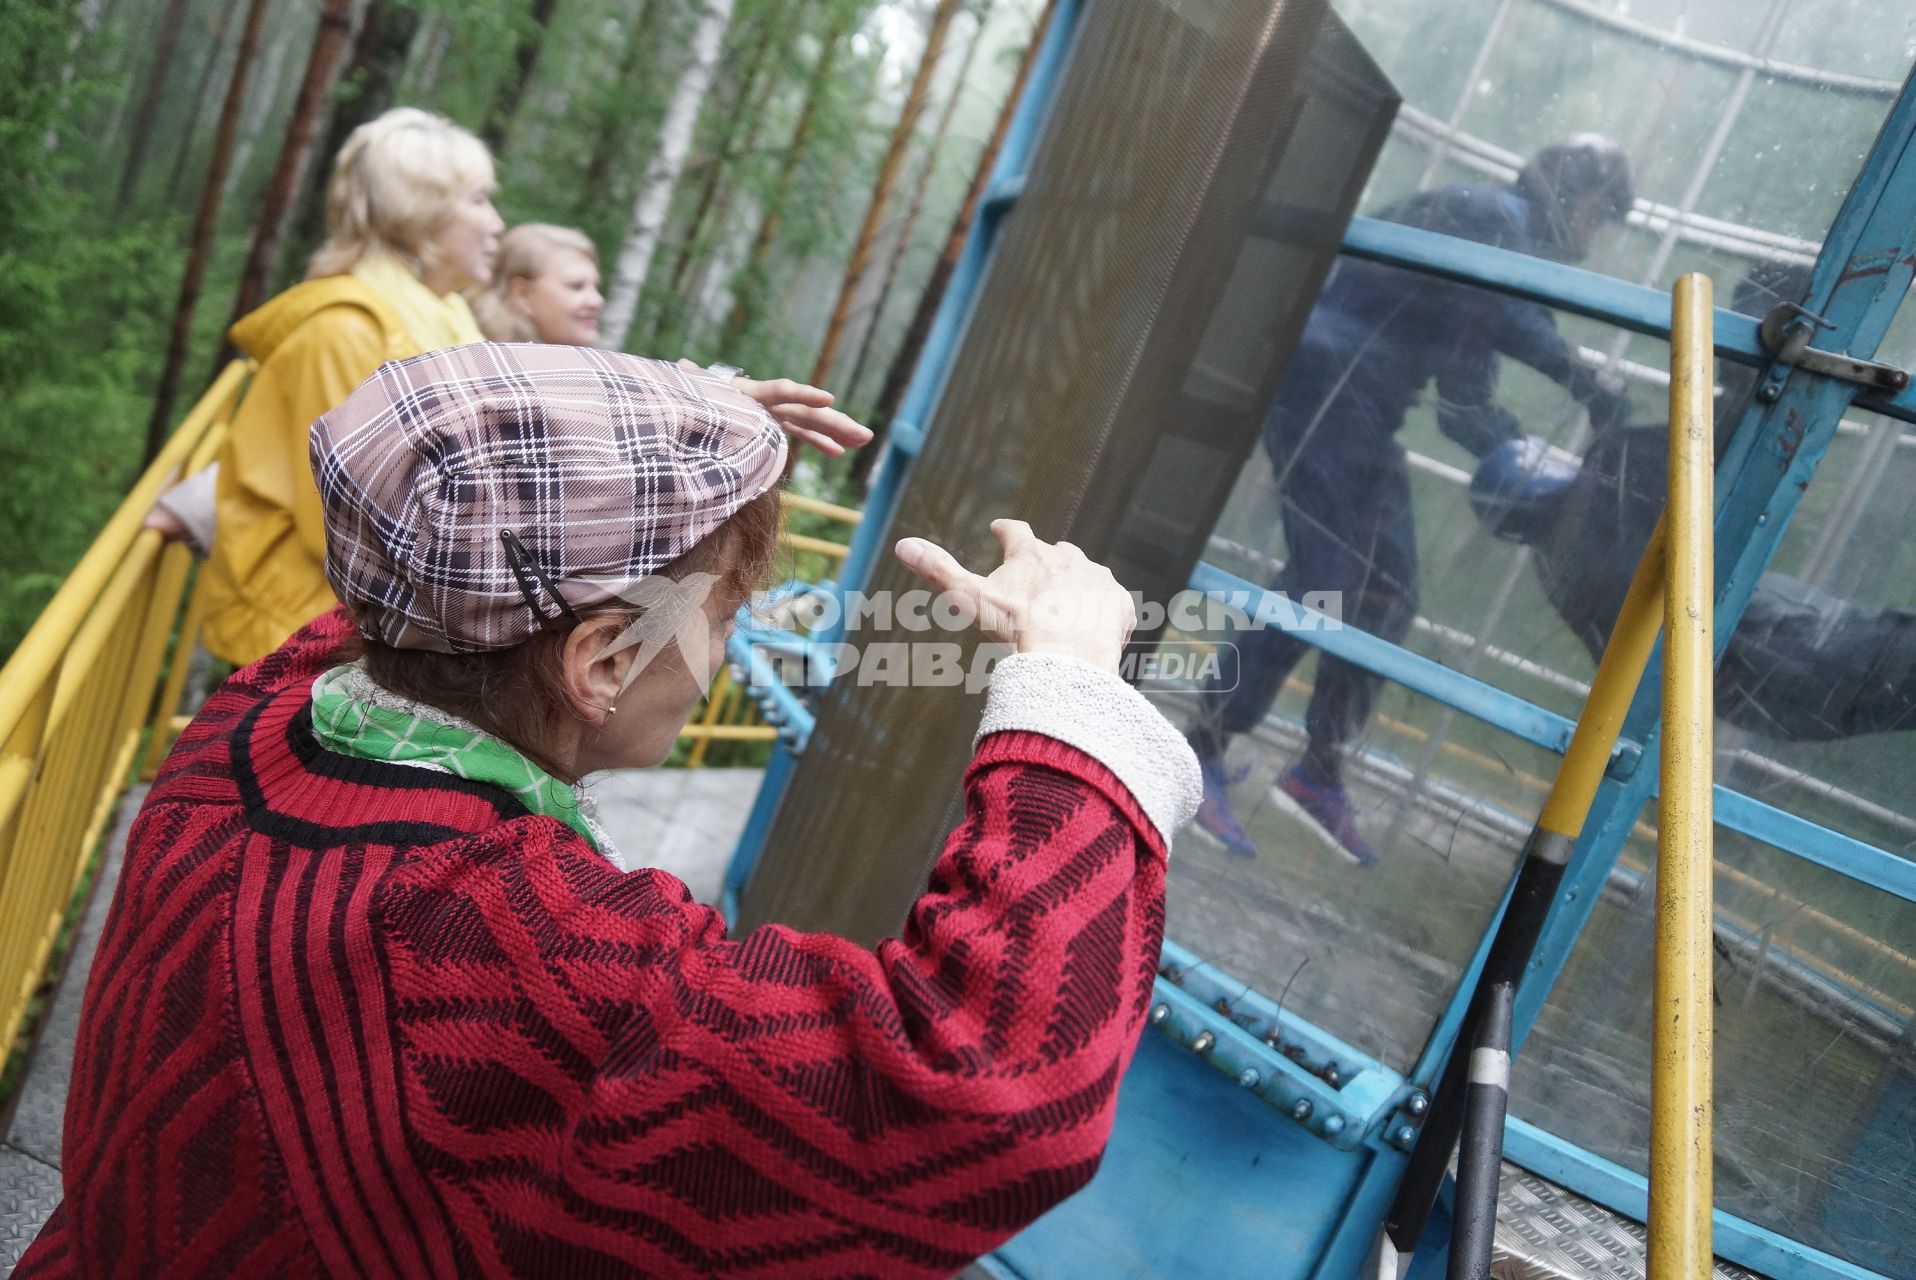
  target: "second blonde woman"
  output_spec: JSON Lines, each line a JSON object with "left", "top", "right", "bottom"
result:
{"left": 472, "top": 222, "right": 605, "bottom": 346}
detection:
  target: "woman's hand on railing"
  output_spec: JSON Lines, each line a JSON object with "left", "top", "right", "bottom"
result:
{"left": 894, "top": 520, "right": 1136, "bottom": 675}
{"left": 141, "top": 504, "right": 191, "bottom": 543}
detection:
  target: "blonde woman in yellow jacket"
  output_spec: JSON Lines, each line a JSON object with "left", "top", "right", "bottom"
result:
{"left": 155, "top": 108, "right": 503, "bottom": 666}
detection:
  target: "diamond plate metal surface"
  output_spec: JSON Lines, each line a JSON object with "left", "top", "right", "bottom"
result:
{"left": 0, "top": 1144, "right": 63, "bottom": 1273}
{"left": 1493, "top": 1164, "right": 1760, "bottom": 1280}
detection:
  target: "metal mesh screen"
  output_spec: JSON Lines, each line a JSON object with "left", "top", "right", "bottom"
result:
{"left": 740, "top": 0, "right": 1400, "bottom": 943}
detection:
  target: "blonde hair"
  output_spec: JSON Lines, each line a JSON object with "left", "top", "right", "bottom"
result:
{"left": 307, "top": 107, "right": 495, "bottom": 280}
{"left": 470, "top": 224, "right": 600, "bottom": 342}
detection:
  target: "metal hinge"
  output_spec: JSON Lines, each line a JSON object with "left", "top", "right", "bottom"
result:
{"left": 1755, "top": 302, "right": 1911, "bottom": 401}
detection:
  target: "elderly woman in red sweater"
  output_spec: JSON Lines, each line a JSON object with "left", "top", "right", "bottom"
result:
{"left": 19, "top": 343, "right": 1199, "bottom": 1280}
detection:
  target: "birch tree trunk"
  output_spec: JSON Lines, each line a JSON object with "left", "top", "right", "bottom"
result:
{"left": 222, "top": 0, "right": 360, "bottom": 358}
{"left": 145, "top": 0, "right": 276, "bottom": 461}
{"left": 842, "top": 0, "right": 993, "bottom": 406}
{"left": 578, "top": 0, "right": 664, "bottom": 209}
{"left": 44, "top": 0, "right": 116, "bottom": 151}
{"left": 855, "top": 0, "right": 1055, "bottom": 483}
{"left": 807, "top": 0, "right": 963, "bottom": 386}
{"left": 673, "top": 57, "right": 785, "bottom": 345}
{"left": 225, "top": 0, "right": 303, "bottom": 204}
{"left": 666, "top": 0, "right": 783, "bottom": 295}
{"left": 408, "top": 12, "right": 453, "bottom": 99}
{"left": 719, "top": 21, "right": 844, "bottom": 352}
{"left": 114, "top": 0, "right": 191, "bottom": 211}
{"left": 481, "top": 0, "right": 563, "bottom": 152}
{"left": 600, "top": 0, "right": 735, "bottom": 352}
{"left": 163, "top": 0, "right": 242, "bottom": 205}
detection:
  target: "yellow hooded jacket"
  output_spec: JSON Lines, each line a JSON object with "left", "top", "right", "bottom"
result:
{"left": 199, "top": 278, "right": 420, "bottom": 666}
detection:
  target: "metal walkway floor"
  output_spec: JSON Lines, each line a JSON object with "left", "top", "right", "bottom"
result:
{"left": 0, "top": 767, "right": 765, "bottom": 1273}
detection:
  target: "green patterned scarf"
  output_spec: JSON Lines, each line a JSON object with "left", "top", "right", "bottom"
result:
{"left": 309, "top": 662, "right": 600, "bottom": 850}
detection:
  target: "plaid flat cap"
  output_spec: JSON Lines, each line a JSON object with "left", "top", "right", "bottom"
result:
{"left": 312, "top": 342, "right": 788, "bottom": 652}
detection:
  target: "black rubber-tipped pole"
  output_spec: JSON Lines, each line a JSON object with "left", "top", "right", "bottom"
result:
{"left": 1386, "top": 830, "right": 1569, "bottom": 1252}
{"left": 1446, "top": 981, "right": 1514, "bottom": 1280}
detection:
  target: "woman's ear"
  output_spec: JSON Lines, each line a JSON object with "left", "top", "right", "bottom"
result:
{"left": 560, "top": 615, "right": 637, "bottom": 720}
{"left": 506, "top": 274, "right": 535, "bottom": 315}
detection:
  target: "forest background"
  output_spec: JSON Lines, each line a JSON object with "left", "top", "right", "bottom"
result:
{"left": 0, "top": 0, "right": 1050, "bottom": 658}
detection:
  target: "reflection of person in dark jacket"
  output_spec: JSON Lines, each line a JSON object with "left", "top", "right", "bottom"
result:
{"left": 1473, "top": 262, "right": 1916, "bottom": 743}
{"left": 1193, "top": 136, "right": 1637, "bottom": 865}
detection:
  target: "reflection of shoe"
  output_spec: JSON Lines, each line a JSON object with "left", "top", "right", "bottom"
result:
{"left": 1274, "top": 766, "right": 1378, "bottom": 868}
{"left": 1194, "top": 754, "right": 1258, "bottom": 857}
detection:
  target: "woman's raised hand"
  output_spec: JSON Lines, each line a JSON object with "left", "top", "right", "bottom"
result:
{"left": 735, "top": 376, "right": 873, "bottom": 456}
{"left": 894, "top": 520, "right": 1136, "bottom": 675}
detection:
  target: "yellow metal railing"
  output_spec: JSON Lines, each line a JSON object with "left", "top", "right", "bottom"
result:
{"left": 0, "top": 360, "right": 248, "bottom": 1055}
{"left": 1650, "top": 271, "right": 1716, "bottom": 1278}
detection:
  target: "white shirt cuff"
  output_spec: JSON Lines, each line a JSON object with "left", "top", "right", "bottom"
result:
{"left": 975, "top": 652, "right": 1201, "bottom": 847}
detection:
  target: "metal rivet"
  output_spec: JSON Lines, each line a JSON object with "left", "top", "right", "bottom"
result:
{"left": 1322, "top": 1115, "right": 1345, "bottom": 1137}
{"left": 1394, "top": 1124, "right": 1417, "bottom": 1149}
{"left": 1149, "top": 1004, "right": 1170, "bottom": 1025}
{"left": 1324, "top": 1063, "right": 1342, "bottom": 1087}
{"left": 1407, "top": 1092, "right": 1428, "bottom": 1116}
{"left": 1237, "top": 1068, "right": 1260, "bottom": 1090}
{"left": 1192, "top": 1031, "right": 1216, "bottom": 1054}
{"left": 1291, "top": 1098, "right": 1313, "bottom": 1121}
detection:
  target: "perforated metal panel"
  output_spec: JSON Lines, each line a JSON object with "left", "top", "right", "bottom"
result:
{"left": 741, "top": 0, "right": 1399, "bottom": 942}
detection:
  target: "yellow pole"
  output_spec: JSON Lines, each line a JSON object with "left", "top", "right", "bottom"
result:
{"left": 1536, "top": 511, "right": 1667, "bottom": 840}
{"left": 1650, "top": 272, "right": 1715, "bottom": 1280}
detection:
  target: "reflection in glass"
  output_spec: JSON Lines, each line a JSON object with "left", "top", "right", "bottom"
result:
{"left": 1167, "top": 680, "right": 1560, "bottom": 1072}
{"left": 1512, "top": 821, "right": 1916, "bottom": 1270}
{"left": 1188, "top": 140, "right": 1637, "bottom": 870}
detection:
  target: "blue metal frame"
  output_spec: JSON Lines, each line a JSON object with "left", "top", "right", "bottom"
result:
{"left": 715, "top": 0, "right": 1916, "bottom": 1266}
{"left": 827, "top": 3, "right": 1083, "bottom": 621}
{"left": 1317, "top": 70, "right": 1916, "bottom": 1280}
{"left": 1152, "top": 940, "right": 1409, "bottom": 1150}
{"left": 1511, "top": 63, "right": 1916, "bottom": 1086}
{"left": 720, "top": 0, "right": 1083, "bottom": 914}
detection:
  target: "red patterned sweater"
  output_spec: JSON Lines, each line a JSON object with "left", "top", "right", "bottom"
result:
{"left": 17, "top": 609, "right": 1171, "bottom": 1278}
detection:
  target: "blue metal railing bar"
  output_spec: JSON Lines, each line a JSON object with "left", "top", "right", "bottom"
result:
{"left": 1341, "top": 216, "right": 1769, "bottom": 363}
{"left": 1711, "top": 787, "right": 1916, "bottom": 907}
{"left": 1188, "top": 559, "right": 1586, "bottom": 757}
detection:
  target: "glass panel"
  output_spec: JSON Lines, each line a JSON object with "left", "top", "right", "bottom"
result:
{"left": 1718, "top": 407, "right": 1916, "bottom": 852}
{"left": 1331, "top": 0, "right": 1907, "bottom": 291}
{"left": 1511, "top": 817, "right": 1916, "bottom": 1271}
{"left": 1164, "top": 679, "right": 1558, "bottom": 1072}
{"left": 1203, "top": 276, "right": 1673, "bottom": 725}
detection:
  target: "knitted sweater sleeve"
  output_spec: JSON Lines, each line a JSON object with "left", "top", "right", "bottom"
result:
{"left": 382, "top": 659, "right": 1194, "bottom": 1277}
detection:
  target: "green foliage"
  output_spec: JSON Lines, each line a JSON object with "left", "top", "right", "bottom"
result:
{"left": 0, "top": 0, "right": 178, "bottom": 657}
{"left": 0, "top": 0, "right": 1041, "bottom": 662}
